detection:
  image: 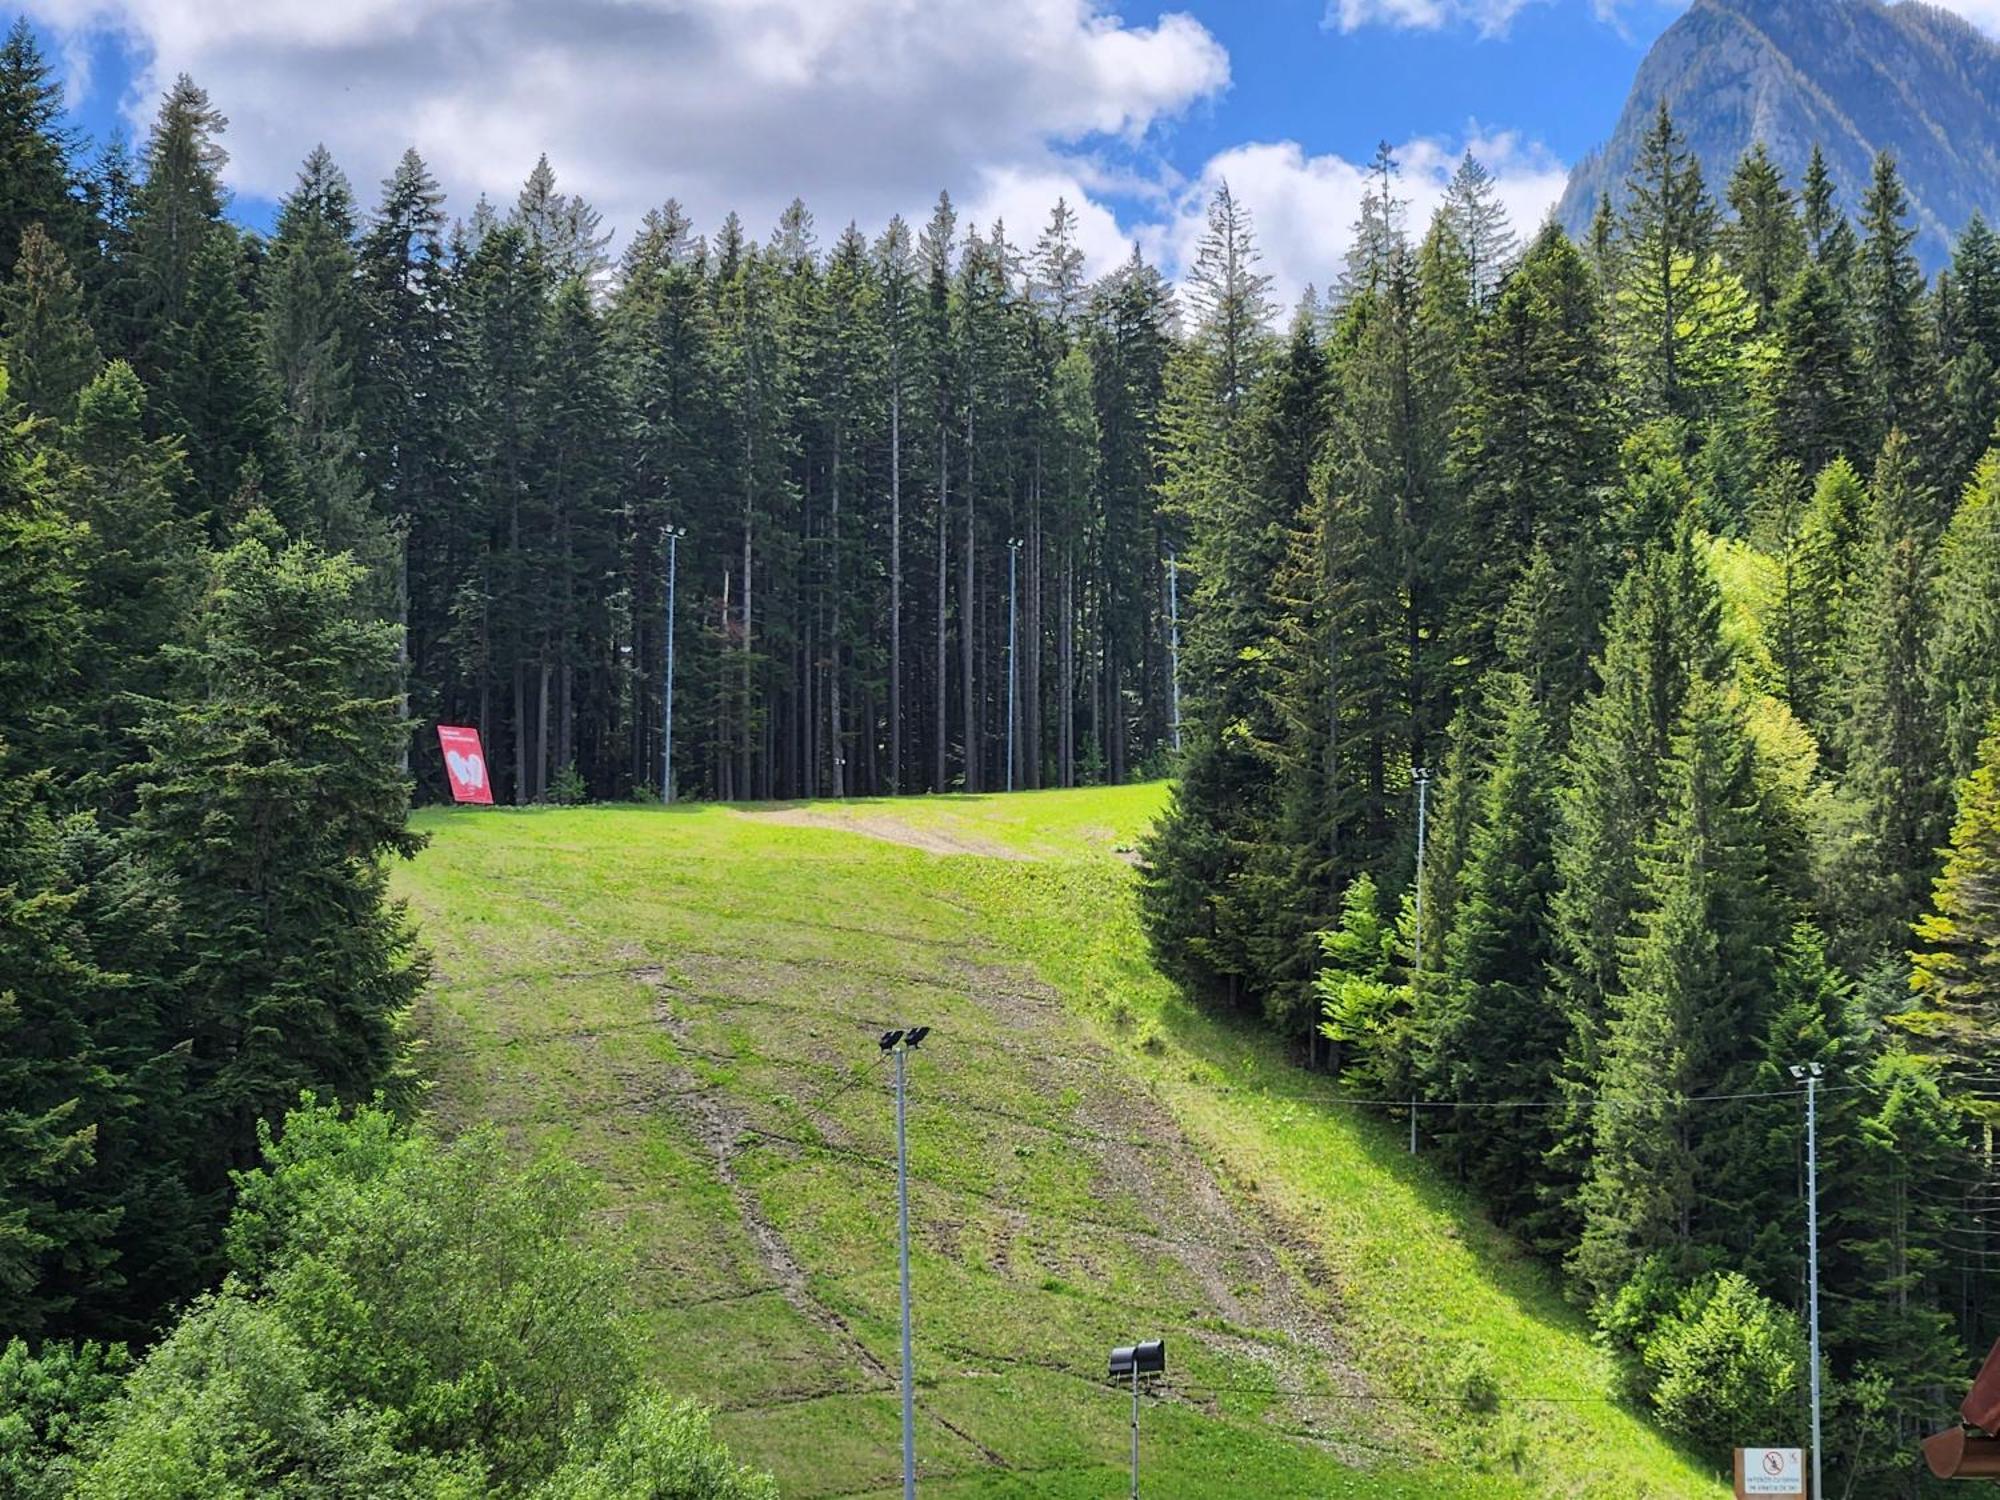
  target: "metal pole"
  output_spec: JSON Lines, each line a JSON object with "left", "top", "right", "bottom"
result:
{"left": 1805, "top": 1071, "right": 1822, "bottom": 1500}
{"left": 896, "top": 1042, "right": 916, "bottom": 1500}
{"left": 1130, "top": 1361, "right": 1140, "bottom": 1499}
{"left": 1410, "top": 767, "right": 1431, "bottom": 1155}
{"left": 1167, "top": 550, "right": 1182, "bottom": 756}
{"left": 662, "top": 527, "right": 680, "bottom": 803}
{"left": 1007, "top": 539, "right": 1020, "bottom": 792}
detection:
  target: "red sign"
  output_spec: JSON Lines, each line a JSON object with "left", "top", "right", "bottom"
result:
{"left": 436, "top": 725, "right": 493, "bottom": 804}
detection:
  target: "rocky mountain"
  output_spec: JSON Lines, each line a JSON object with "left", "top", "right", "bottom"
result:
{"left": 1559, "top": 0, "right": 2000, "bottom": 268}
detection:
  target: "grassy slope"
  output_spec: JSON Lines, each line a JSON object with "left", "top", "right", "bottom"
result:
{"left": 394, "top": 785, "right": 1729, "bottom": 1500}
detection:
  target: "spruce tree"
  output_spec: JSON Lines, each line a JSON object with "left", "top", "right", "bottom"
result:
{"left": 0, "top": 20, "right": 86, "bottom": 278}
{"left": 1855, "top": 152, "right": 1927, "bottom": 453}
{"left": 1424, "top": 671, "right": 1564, "bottom": 1232}
{"left": 1801, "top": 144, "right": 1857, "bottom": 286}
{"left": 262, "top": 146, "right": 381, "bottom": 564}
{"left": 1453, "top": 223, "right": 1615, "bottom": 674}
{"left": 1616, "top": 101, "right": 1718, "bottom": 423}
{"left": 131, "top": 515, "right": 426, "bottom": 1211}
{"left": 1575, "top": 676, "right": 1785, "bottom": 1305}
{"left": 0, "top": 223, "right": 100, "bottom": 421}
{"left": 1932, "top": 453, "right": 2000, "bottom": 783}
{"left": 1905, "top": 720, "right": 2000, "bottom": 1116}
{"left": 1829, "top": 432, "right": 1951, "bottom": 964}
{"left": 1440, "top": 151, "right": 1517, "bottom": 302}
{"left": 1761, "top": 262, "right": 1864, "bottom": 482}
{"left": 1721, "top": 144, "right": 1805, "bottom": 328}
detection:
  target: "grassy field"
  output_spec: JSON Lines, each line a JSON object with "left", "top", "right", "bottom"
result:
{"left": 394, "top": 784, "right": 1731, "bottom": 1499}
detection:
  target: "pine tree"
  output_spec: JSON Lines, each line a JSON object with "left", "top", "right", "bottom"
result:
{"left": 0, "top": 20, "right": 86, "bottom": 278}
{"left": 262, "top": 146, "right": 380, "bottom": 563}
{"left": 1440, "top": 151, "right": 1517, "bottom": 303}
{"left": 1616, "top": 101, "right": 1718, "bottom": 423}
{"left": 1802, "top": 144, "right": 1857, "bottom": 286}
{"left": 0, "top": 222, "right": 100, "bottom": 421}
{"left": 1830, "top": 432, "right": 1951, "bottom": 964}
{"left": 511, "top": 154, "right": 610, "bottom": 285}
{"left": 1453, "top": 223, "right": 1615, "bottom": 675}
{"left": 131, "top": 514, "right": 426, "bottom": 1207}
{"left": 1932, "top": 453, "right": 2000, "bottom": 783}
{"left": 1722, "top": 144, "right": 1805, "bottom": 328}
{"left": 1855, "top": 153, "right": 1927, "bottom": 453}
{"left": 1761, "top": 262, "right": 1865, "bottom": 482}
{"left": 1424, "top": 672, "right": 1563, "bottom": 1230}
{"left": 1575, "top": 676, "right": 1785, "bottom": 1305}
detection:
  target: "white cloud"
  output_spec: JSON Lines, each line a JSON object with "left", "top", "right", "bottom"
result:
{"left": 22, "top": 0, "right": 1228, "bottom": 276}
{"left": 1325, "top": 0, "right": 1544, "bottom": 37}
{"left": 1152, "top": 128, "right": 1569, "bottom": 310}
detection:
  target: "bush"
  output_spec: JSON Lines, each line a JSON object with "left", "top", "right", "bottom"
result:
{"left": 0, "top": 1339, "right": 131, "bottom": 1500}
{"left": 1642, "top": 1272, "right": 1805, "bottom": 1461}
{"left": 68, "top": 1098, "right": 770, "bottom": 1499}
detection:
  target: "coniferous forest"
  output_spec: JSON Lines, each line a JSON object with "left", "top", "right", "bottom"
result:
{"left": 6, "top": 2, "right": 2000, "bottom": 1490}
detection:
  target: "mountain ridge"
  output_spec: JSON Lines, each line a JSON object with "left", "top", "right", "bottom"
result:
{"left": 1559, "top": 0, "right": 2000, "bottom": 267}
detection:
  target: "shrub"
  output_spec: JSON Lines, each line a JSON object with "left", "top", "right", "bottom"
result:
{"left": 1643, "top": 1272, "right": 1805, "bottom": 1461}
{"left": 0, "top": 1339, "right": 131, "bottom": 1500}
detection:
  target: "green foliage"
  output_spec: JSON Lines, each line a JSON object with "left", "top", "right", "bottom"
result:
{"left": 1642, "top": 1274, "right": 1806, "bottom": 1463}
{"left": 0, "top": 1339, "right": 131, "bottom": 1500}
{"left": 71, "top": 1099, "right": 768, "bottom": 1499}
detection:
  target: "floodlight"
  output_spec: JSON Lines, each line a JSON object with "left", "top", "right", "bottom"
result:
{"left": 879, "top": 1029, "right": 904, "bottom": 1051}
{"left": 906, "top": 1026, "right": 930, "bottom": 1048}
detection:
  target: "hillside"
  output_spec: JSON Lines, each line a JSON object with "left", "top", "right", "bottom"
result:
{"left": 393, "top": 788, "right": 1728, "bottom": 1499}
{"left": 1558, "top": 0, "right": 2000, "bottom": 266}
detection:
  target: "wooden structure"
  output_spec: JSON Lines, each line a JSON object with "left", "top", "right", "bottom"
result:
{"left": 1927, "top": 1340, "right": 2000, "bottom": 1480}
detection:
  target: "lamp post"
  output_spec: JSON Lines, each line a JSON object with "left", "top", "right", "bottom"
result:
{"left": 1410, "top": 766, "right": 1432, "bottom": 1154}
{"left": 1007, "top": 538, "right": 1022, "bottom": 792}
{"left": 661, "top": 524, "right": 685, "bottom": 803}
{"left": 1166, "top": 550, "right": 1182, "bottom": 756}
{"left": 881, "top": 1026, "right": 932, "bottom": 1498}
{"left": 1788, "top": 1061, "right": 1825, "bottom": 1500}
{"left": 1108, "top": 1339, "right": 1166, "bottom": 1498}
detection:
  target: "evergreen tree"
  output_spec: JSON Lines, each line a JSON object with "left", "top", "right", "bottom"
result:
{"left": 1453, "top": 223, "right": 1615, "bottom": 675}
{"left": 1802, "top": 144, "right": 1857, "bottom": 286}
{"left": 1615, "top": 101, "right": 1718, "bottom": 423}
{"left": 1424, "top": 672, "right": 1564, "bottom": 1232}
{"left": 1575, "top": 676, "right": 1785, "bottom": 1305}
{"left": 1905, "top": 720, "right": 2000, "bottom": 1119}
{"left": 1855, "top": 152, "right": 1927, "bottom": 452}
{"left": 1721, "top": 144, "right": 1805, "bottom": 328}
{"left": 0, "top": 20, "right": 86, "bottom": 278}
{"left": 0, "top": 223, "right": 100, "bottom": 421}
{"left": 1440, "top": 151, "right": 1517, "bottom": 302}
{"left": 1771, "top": 457, "right": 1869, "bottom": 742}
{"left": 1829, "top": 432, "right": 1951, "bottom": 964}
{"left": 1761, "top": 262, "right": 1864, "bottom": 481}
{"left": 130, "top": 515, "right": 426, "bottom": 1227}
{"left": 262, "top": 146, "right": 380, "bottom": 563}
{"left": 1932, "top": 453, "right": 2000, "bottom": 783}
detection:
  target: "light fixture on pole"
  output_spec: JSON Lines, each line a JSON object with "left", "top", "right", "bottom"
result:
{"left": 661, "top": 524, "right": 686, "bottom": 804}
{"left": 880, "top": 1025, "right": 932, "bottom": 1498}
{"left": 1788, "top": 1061, "right": 1825, "bottom": 1500}
{"left": 1108, "top": 1339, "right": 1166, "bottom": 1498}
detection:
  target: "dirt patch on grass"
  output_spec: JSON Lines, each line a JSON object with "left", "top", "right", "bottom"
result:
{"left": 734, "top": 806, "right": 1028, "bottom": 860}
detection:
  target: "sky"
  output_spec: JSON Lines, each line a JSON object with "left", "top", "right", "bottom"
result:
{"left": 18, "top": 0, "right": 2000, "bottom": 308}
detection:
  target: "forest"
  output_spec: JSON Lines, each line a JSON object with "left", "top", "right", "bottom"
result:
{"left": 4, "top": 0, "right": 2000, "bottom": 1488}
{"left": 1140, "top": 101, "right": 2000, "bottom": 1498}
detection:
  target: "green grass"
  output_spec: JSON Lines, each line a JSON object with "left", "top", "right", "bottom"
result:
{"left": 394, "top": 784, "right": 1730, "bottom": 1499}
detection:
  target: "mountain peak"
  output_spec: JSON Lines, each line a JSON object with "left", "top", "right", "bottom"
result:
{"left": 1559, "top": 0, "right": 2000, "bottom": 266}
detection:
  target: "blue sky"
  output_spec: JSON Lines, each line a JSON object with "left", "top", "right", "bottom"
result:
{"left": 15, "top": 0, "right": 1989, "bottom": 303}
